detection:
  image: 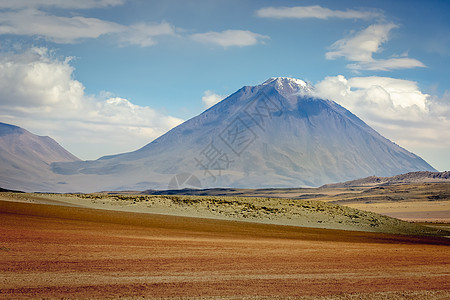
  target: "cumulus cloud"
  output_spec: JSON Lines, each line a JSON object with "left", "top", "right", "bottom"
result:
{"left": 313, "top": 75, "right": 450, "bottom": 156}
{"left": 0, "top": 47, "right": 183, "bottom": 159}
{"left": 326, "top": 24, "right": 425, "bottom": 71}
{"left": 202, "top": 90, "right": 224, "bottom": 108}
{"left": 256, "top": 5, "right": 382, "bottom": 20}
{"left": 191, "top": 30, "right": 269, "bottom": 47}
{"left": 0, "top": 8, "right": 176, "bottom": 46}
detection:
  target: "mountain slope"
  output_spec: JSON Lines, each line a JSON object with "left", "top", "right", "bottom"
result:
{"left": 52, "top": 77, "right": 435, "bottom": 192}
{"left": 0, "top": 122, "right": 80, "bottom": 191}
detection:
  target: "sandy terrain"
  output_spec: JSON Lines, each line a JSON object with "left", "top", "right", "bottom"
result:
{"left": 345, "top": 201, "right": 450, "bottom": 223}
{"left": 328, "top": 183, "right": 450, "bottom": 223}
{"left": 0, "top": 192, "right": 446, "bottom": 236}
{"left": 1, "top": 200, "right": 449, "bottom": 299}
{"left": 146, "top": 183, "right": 450, "bottom": 223}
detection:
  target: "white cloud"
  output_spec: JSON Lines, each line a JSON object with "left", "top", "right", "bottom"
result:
{"left": 326, "top": 24, "right": 396, "bottom": 61}
{"left": 314, "top": 75, "right": 430, "bottom": 121}
{"left": 256, "top": 5, "right": 382, "bottom": 20}
{"left": 314, "top": 75, "right": 450, "bottom": 167}
{"left": 0, "top": 47, "right": 183, "bottom": 159}
{"left": 202, "top": 90, "right": 224, "bottom": 108}
{"left": 117, "top": 22, "right": 176, "bottom": 47}
{"left": 191, "top": 30, "right": 269, "bottom": 47}
{"left": 0, "top": 9, "right": 176, "bottom": 46}
{"left": 0, "top": 9, "right": 121, "bottom": 44}
{"left": 348, "top": 57, "right": 426, "bottom": 71}
{"left": 0, "top": 0, "right": 125, "bottom": 9}
{"left": 326, "top": 24, "right": 425, "bottom": 71}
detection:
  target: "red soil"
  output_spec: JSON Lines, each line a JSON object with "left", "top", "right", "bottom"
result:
{"left": 0, "top": 200, "right": 449, "bottom": 299}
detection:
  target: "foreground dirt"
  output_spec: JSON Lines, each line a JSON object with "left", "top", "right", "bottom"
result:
{"left": 0, "top": 201, "right": 449, "bottom": 299}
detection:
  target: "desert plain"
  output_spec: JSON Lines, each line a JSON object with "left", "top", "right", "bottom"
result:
{"left": 0, "top": 183, "right": 449, "bottom": 299}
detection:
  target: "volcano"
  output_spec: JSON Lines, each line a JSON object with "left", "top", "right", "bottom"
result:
{"left": 50, "top": 77, "right": 435, "bottom": 192}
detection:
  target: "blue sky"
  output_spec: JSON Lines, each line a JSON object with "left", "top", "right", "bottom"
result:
{"left": 0, "top": 0, "right": 449, "bottom": 171}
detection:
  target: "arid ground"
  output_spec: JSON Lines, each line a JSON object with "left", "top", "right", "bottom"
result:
{"left": 1, "top": 194, "right": 449, "bottom": 299}
{"left": 146, "top": 182, "right": 450, "bottom": 223}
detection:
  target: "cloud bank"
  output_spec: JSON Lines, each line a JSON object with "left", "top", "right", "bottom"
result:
{"left": 314, "top": 75, "right": 450, "bottom": 156}
{"left": 0, "top": 47, "right": 183, "bottom": 159}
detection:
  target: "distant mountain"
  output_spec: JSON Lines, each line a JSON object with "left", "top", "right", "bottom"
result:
{"left": 52, "top": 77, "right": 436, "bottom": 192}
{"left": 0, "top": 122, "right": 79, "bottom": 191}
{"left": 0, "top": 186, "right": 23, "bottom": 193}
{"left": 322, "top": 171, "right": 450, "bottom": 188}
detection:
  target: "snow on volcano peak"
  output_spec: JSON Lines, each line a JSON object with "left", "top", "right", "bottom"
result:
{"left": 260, "top": 77, "right": 314, "bottom": 107}
{"left": 262, "top": 77, "right": 306, "bottom": 87}
{"left": 262, "top": 77, "right": 312, "bottom": 97}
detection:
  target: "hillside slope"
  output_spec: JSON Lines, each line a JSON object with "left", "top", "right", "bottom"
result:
{"left": 0, "top": 122, "right": 79, "bottom": 191}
